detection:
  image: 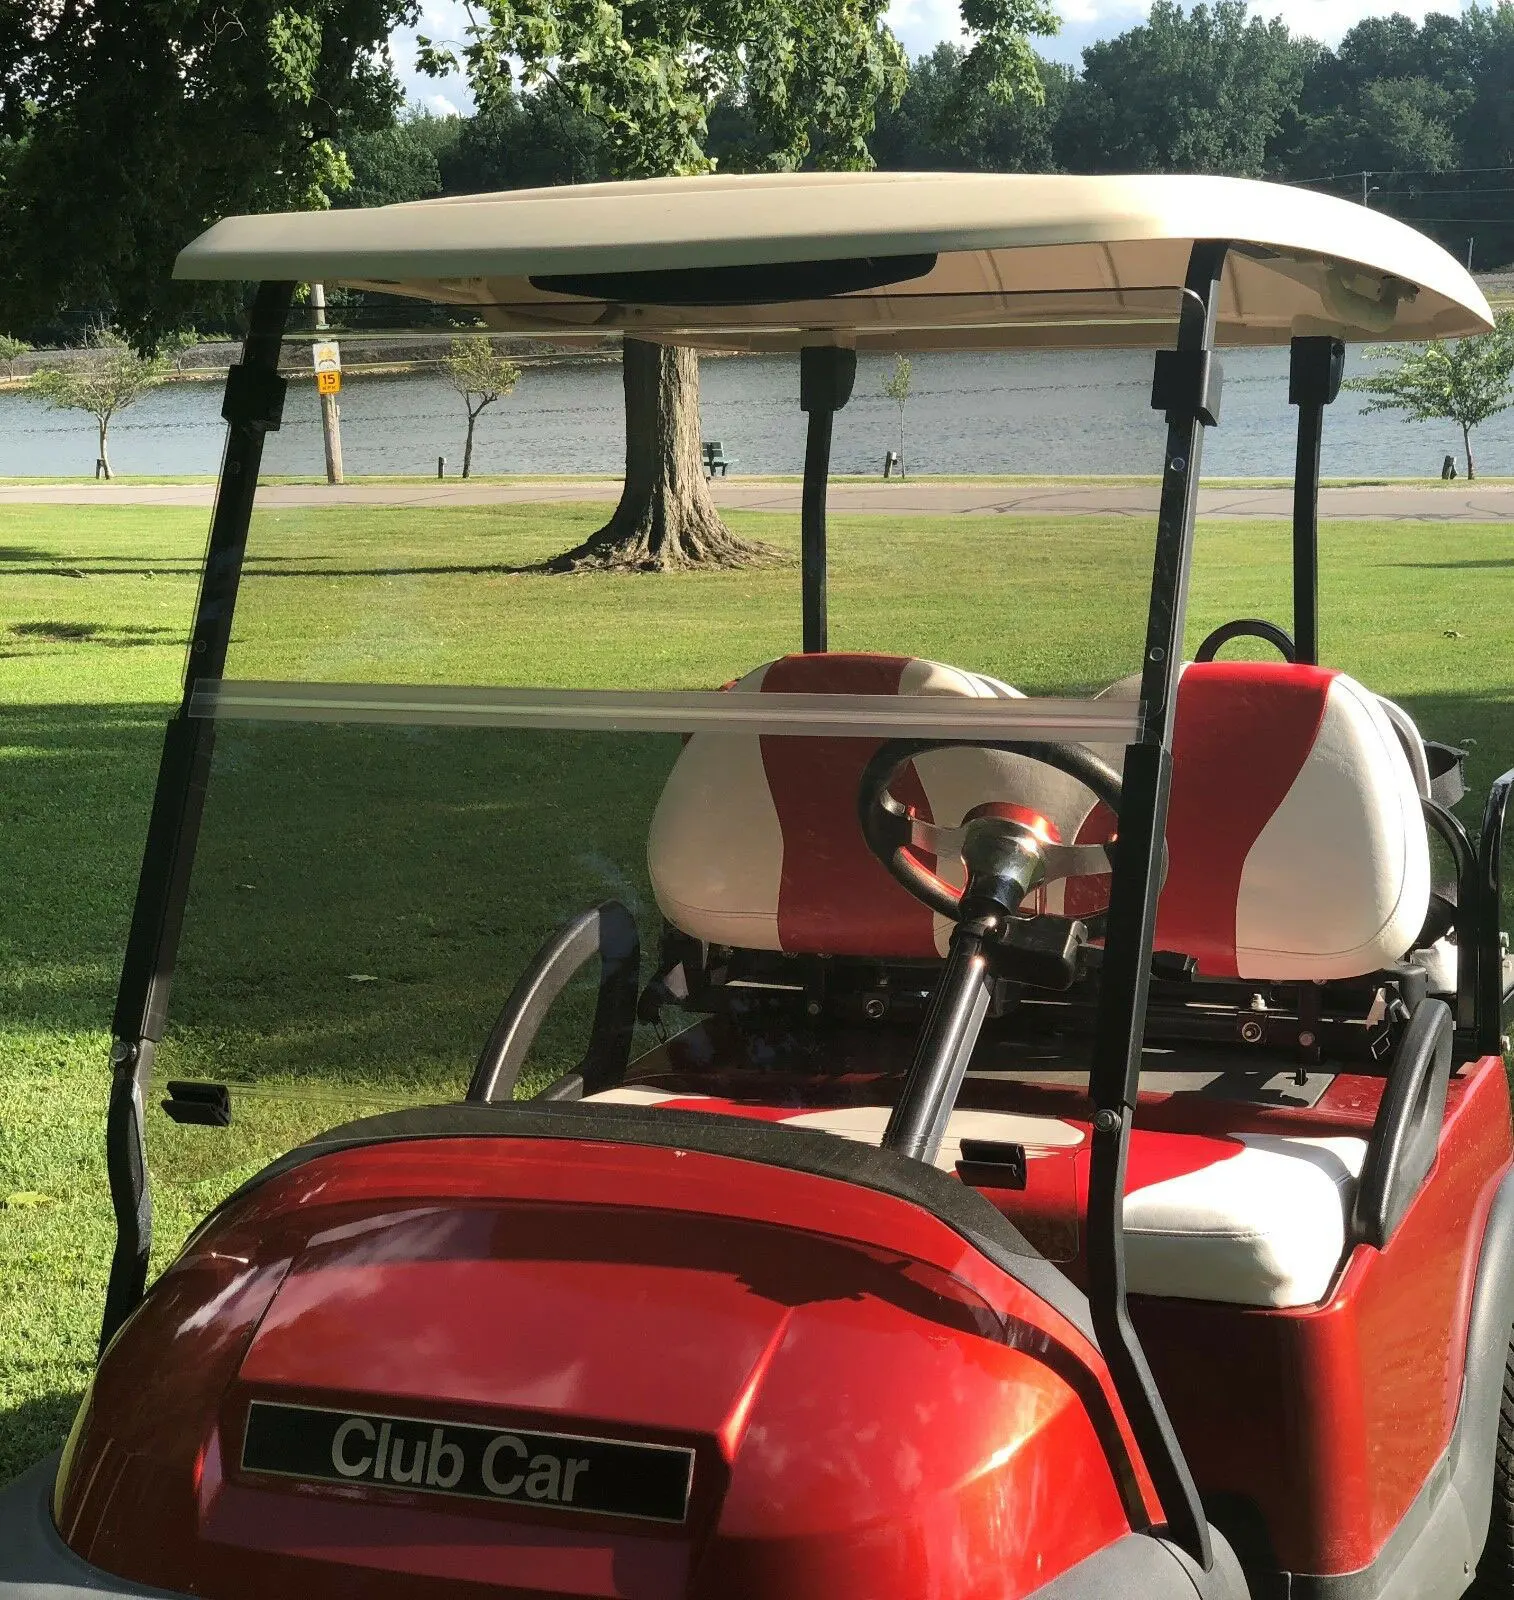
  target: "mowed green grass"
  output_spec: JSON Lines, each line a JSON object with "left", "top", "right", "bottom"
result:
{"left": 2, "top": 499, "right": 1512, "bottom": 1484}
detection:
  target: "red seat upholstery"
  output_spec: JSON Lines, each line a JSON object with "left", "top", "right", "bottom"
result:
{"left": 648, "top": 655, "right": 1431, "bottom": 982}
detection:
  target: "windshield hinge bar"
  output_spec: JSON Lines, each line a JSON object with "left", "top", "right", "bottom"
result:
{"left": 1085, "top": 240, "right": 1230, "bottom": 1572}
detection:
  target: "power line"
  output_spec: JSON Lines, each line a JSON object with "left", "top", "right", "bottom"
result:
{"left": 1290, "top": 165, "right": 1514, "bottom": 186}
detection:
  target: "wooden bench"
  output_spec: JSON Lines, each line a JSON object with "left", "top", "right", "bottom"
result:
{"left": 702, "top": 440, "right": 733, "bottom": 477}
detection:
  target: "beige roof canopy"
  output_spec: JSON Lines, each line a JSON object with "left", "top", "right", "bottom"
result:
{"left": 174, "top": 171, "right": 1493, "bottom": 351}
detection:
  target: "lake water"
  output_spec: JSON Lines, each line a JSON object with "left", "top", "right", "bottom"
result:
{"left": 1, "top": 346, "right": 1508, "bottom": 480}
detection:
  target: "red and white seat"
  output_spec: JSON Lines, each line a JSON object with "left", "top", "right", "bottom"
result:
{"left": 636, "top": 652, "right": 1432, "bottom": 1308}
{"left": 591, "top": 1087, "right": 1369, "bottom": 1309}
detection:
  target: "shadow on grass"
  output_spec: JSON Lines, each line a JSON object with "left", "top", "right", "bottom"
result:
{"left": 0, "top": 1390, "right": 82, "bottom": 1488}
{"left": 2, "top": 702, "right": 675, "bottom": 1090}
{"left": 5, "top": 691, "right": 1512, "bottom": 1069}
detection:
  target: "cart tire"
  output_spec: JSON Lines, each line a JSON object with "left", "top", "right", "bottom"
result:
{"left": 1471, "top": 1328, "right": 1514, "bottom": 1595}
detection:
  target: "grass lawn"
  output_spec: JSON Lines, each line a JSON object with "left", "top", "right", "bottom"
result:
{"left": 3, "top": 498, "right": 1513, "bottom": 1485}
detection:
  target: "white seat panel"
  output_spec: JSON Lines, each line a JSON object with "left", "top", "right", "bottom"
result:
{"left": 586, "top": 1091, "right": 1366, "bottom": 1309}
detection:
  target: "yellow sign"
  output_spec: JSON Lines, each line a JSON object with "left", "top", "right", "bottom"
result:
{"left": 316, "top": 369, "right": 342, "bottom": 396}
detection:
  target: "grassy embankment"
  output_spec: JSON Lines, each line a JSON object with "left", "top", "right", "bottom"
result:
{"left": 2, "top": 498, "right": 1513, "bottom": 1483}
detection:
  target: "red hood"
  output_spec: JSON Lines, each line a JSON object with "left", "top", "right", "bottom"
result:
{"left": 60, "top": 1134, "right": 1138, "bottom": 1600}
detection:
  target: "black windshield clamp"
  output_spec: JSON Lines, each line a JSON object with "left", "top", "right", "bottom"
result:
{"left": 221, "top": 362, "right": 288, "bottom": 433}
{"left": 798, "top": 346, "right": 858, "bottom": 653}
{"left": 1288, "top": 336, "right": 1345, "bottom": 665}
{"left": 162, "top": 1080, "right": 233, "bottom": 1126}
{"left": 1151, "top": 348, "right": 1224, "bottom": 427}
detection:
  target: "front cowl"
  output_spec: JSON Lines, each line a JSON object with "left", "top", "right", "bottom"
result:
{"left": 56, "top": 1132, "right": 1137, "bottom": 1599}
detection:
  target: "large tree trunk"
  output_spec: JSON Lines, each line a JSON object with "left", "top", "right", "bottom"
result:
{"left": 463, "top": 410, "right": 477, "bottom": 479}
{"left": 551, "top": 338, "right": 783, "bottom": 572}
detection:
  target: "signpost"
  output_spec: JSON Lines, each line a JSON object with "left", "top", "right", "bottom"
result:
{"left": 310, "top": 287, "right": 344, "bottom": 485}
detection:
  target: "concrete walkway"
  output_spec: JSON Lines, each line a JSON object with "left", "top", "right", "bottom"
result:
{"left": 3, "top": 477, "right": 1513, "bottom": 520}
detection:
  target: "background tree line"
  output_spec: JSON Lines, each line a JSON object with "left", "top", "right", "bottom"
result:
{"left": 344, "top": 2, "right": 1514, "bottom": 275}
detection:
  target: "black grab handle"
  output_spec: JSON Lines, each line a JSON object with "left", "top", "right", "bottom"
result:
{"left": 467, "top": 901, "right": 640, "bottom": 1105}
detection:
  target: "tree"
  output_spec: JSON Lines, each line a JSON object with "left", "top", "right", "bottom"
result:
{"left": 160, "top": 329, "right": 202, "bottom": 376}
{"left": 882, "top": 355, "right": 912, "bottom": 476}
{"left": 440, "top": 87, "right": 605, "bottom": 194}
{"left": 0, "top": 334, "right": 29, "bottom": 378}
{"left": 1057, "top": 1, "right": 1313, "bottom": 177}
{"left": 0, "top": 2, "right": 417, "bottom": 349}
{"left": 30, "top": 334, "right": 168, "bottom": 479}
{"left": 441, "top": 338, "right": 521, "bottom": 477}
{"left": 1345, "top": 313, "right": 1514, "bottom": 480}
{"left": 427, "top": 0, "right": 1057, "bottom": 570}
{"left": 339, "top": 116, "right": 448, "bottom": 209}
{"left": 869, "top": 44, "right": 1070, "bottom": 173}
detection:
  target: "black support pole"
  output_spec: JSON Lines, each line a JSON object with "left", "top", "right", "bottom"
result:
{"left": 1084, "top": 243, "right": 1230, "bottom": 1569}
{"left": 100, "top": 281, "right": 294, "bottom": 1352}
{"left": 1288, "top": 336, "right": 1345, "bottom": 666}
{"left": 799, "top": 347, "right": 857, "bottom": 653}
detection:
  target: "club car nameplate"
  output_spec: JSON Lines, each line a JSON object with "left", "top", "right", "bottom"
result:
{"left": 241, "top": 1401, "right": 695, "bottom": 1523}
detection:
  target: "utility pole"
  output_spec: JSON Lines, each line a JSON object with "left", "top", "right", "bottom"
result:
{"left": 1360, "top": 170, "right": 1372, "bottom": 207}
{"left": 310, "top": 283, "right": 344, "bottom": 485}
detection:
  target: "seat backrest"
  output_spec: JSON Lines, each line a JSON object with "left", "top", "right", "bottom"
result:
{"left": 648, "top": 655, "right": 1430, "bottom": 982}
{"left": 647, "top": 653, "right": 1067, "bottom": 959}
{"left": 1054, "top": 662, "right": 1431, "bottom": 980}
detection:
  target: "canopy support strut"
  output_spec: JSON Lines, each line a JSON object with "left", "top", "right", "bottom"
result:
{"left": 1086, "top": 241, "right": 1230, "bottom": 1571}
{"left": 799, "top": 347, "right": 856, "bottom": 653}
{"left": 100, "top": 280, "right": 294, "bottom": 1354}
{"left": 1288, "top": 336, "right": 1345, "bottom": 665}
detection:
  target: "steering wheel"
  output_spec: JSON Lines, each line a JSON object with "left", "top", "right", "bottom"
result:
{"left": 857, "top": 739, "right": 1123, "bottom": 923}
{"left": 1195, "top": 618, "right": 1296, "bottom": 663}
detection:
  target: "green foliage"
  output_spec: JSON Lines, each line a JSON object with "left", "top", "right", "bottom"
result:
{"left": 158, "top": 329, "right": 202, "bottom": 375}
{"left": 440, "top": 88, "right": 607, "bottom": 191}
{"left": 29, "top": 335, "right": 169, "bottom": 478}
{"left": 882, "top": 353, "right": 912, "bottom": 405}
{"left": 869, "top": 43, "right": 1070, "bottom": 171}
{"left": 339, "top": 116, "right": 448, "bottom": 208}
{"left": 1057, "top": 0, "right": 1313, "bottom": 176}
{"left": 0, "top": 2, "right": 416, "bottom": 347}
{"left": 442, "top": 339, "right": 522, "bottom": 409}
{"left": 882, "top": 353, "right": 911, "bottom": 472}
{"left": 441, "top": 339, "right": 522, "bottom": 476}
{"left": 424, "top": 0, "right": 932, "bottom": 178}
{"left": 0, "top": 334, "right": 30, "bottom": 375}
{"left": 1346, "top": 312, "right": 1514, "bottom": 479}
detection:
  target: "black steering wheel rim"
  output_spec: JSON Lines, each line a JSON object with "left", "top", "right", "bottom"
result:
{"left": 1194, "top": 618, "right": 1296, "bottom": 663}
{"left": 857, "top": 738, "right": 1124, "bottom": 922}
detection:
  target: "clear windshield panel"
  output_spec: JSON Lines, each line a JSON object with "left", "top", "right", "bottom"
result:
{"left": 225, "top": 322, "right": 1165, "bottom": 698}
{"left": 149, "top": 691, "right": 1118, "bottom": 1260}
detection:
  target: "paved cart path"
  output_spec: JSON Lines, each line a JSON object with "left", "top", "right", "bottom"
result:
{"left": 3, "top": 477, "right": 1513, "bottom": 520}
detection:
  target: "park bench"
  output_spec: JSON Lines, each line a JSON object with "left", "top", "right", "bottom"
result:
{"left": 702, "top": 439, "right": 733, "bottom": 477}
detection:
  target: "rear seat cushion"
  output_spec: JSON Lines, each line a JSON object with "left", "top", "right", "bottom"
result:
{"left": 589, "top": 1088, "right": 1365, "bottom": 1309}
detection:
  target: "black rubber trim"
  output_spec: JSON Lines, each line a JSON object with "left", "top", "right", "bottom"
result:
{"left": 1026, "top": 1527, "right": 1247, "bottom": 1599}
{"left": 1193, "top": 619, "right": 1296, "bottom": 664}
{"left": 466, "top": 902, "right": 639, "bottom": 1104}
{"left": 0, "top": 1452, "right": 188, "bottom": 1597}
{"left": 1350, "top": 999, "right": 1453, "bottom": 1249}
{"left": 212, "top": 1098, "right": 1095, "bottom": 1340}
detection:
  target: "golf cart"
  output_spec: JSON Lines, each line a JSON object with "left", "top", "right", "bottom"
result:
{"left": 3, "top": 171, "right": 1511, "bottom": 1600}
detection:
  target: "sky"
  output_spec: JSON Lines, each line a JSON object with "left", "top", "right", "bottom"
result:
{"left": 394, "top": 0, "right": 1469, "bottom": 116}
